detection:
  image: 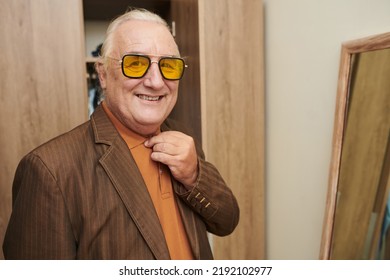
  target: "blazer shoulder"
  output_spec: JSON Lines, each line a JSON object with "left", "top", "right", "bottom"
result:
{"left": 24, "top": 121, "right": 94, "bottom": 170}
{"left": 32, "top": 121, "right": 92, "bottom": 154}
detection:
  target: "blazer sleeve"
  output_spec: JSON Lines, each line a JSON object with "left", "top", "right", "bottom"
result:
{"left": 3, "top": 153, "right": 76, "bottom": 259}
{"left": 161, "top": 118, "right": 239, "bottom": 236}
{"left": 175, "top": 157, "right": 239, "bottom": 236}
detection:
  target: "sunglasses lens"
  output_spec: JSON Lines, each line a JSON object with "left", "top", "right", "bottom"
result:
{"left": 122, "top": 55, "right": 149, "bottom": 78}
{"left": 159, "top": 58, "right": 185, "bottom": 80}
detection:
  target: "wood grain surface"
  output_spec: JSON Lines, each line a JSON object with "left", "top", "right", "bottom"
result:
{"left": 0, "top": 0, "right": 87, "bottom": 259}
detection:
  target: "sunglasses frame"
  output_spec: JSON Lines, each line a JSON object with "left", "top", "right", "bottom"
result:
{"left": 119, "top": 54, "right": 187, "bottom": 81}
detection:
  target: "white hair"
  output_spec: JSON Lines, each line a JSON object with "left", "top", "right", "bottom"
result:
{"left": 100, "top": 8, "right": 171, "bottom": 59}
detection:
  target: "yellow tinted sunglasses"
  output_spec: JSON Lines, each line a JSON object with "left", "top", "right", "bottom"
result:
{"left": 113, "top": 54, "right": 187, "bottom": 80}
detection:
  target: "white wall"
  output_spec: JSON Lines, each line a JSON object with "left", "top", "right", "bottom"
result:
{"left": 263, "top": 0, "right": 390, "bottom": 259}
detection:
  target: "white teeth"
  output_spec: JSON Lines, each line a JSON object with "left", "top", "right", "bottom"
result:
{"left": 138, "top": 95, "right": 161, "bottom": 101}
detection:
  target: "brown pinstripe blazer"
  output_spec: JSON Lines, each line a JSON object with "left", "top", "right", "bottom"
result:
{"left": 3, "top": 105, "right": 239, "bottom": 260}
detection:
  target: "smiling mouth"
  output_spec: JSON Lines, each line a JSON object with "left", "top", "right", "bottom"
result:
{"left": 136, "top": 94, "right": 164, "bottom": 101}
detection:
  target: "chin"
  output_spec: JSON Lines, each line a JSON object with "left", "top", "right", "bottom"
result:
{"left": 134, "top": 119, "right": 163, "bottom": 133}
{"left": 137, "top": 113, "right": 168, "bottom": 125}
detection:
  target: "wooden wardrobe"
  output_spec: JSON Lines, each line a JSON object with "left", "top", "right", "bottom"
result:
{"left": 0, "top": 0, "right": 88, "bottom": 260}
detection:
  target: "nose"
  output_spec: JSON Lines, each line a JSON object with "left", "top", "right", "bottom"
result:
{"left": 143, "top": 61, "right": 165, "bottom": 89}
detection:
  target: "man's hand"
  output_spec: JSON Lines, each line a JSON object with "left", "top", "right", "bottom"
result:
{"left": 144, "top": 131, "right": 198, "bottom": 187}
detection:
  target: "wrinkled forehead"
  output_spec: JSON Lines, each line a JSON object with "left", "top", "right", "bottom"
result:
{"left": 112, "top": 20, "right": 180, "bottom": 57}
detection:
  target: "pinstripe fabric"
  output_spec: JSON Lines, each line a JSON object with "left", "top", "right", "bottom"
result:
{"left": 3, "top": 105, "right": 239, "bottom": 259}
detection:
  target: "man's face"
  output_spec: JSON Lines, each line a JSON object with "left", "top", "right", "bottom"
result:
{"left": 99, "top": 20, "right": 181, "bottom": 136}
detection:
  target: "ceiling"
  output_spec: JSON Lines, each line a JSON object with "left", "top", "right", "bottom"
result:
{"left": 83, "top": 0, "right": 171, "bottom": 21}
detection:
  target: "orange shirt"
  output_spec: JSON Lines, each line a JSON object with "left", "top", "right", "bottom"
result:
{"left": 102, "top": 103, "right": 193, "bottom": 260}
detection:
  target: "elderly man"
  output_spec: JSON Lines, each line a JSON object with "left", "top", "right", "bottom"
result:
{"left": 3, "top": 8, "right": 239, "bottom": 260}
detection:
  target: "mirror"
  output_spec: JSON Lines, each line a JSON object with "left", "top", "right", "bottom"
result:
{"left": 320, "top": 32, "right": 390, "bottom": 260}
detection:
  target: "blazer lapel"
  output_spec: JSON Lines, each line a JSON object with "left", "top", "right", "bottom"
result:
{"left": 91, "top": 105, "right": 170, "bottom": 260}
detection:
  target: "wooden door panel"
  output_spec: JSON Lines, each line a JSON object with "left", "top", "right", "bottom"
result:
{"left": 0, "top": 0, "right": 87, "bottom": 259}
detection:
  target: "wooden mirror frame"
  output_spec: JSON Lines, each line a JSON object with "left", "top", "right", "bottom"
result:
{"left": 320, "top": 31, "right": 390, "bottom": 260}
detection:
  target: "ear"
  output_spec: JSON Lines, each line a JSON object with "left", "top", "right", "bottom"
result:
{"left": 95, "top": 62, "right": 107, "bottom": 90}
